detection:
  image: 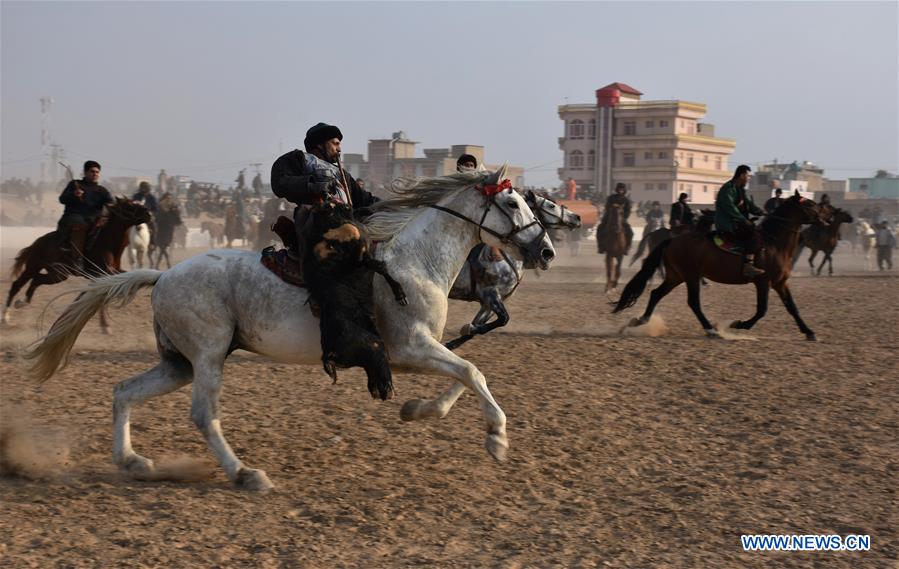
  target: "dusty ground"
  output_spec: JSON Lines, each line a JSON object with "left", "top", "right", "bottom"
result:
{"left": 0, "top": 241, "right": 896, "bottom": 568}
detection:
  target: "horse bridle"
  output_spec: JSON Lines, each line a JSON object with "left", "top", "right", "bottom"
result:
{"left": 530, "top": 195, "right": 577, "bottom": 229}
{"left": 428, "top": 183, "right": 545, "bottom": 249}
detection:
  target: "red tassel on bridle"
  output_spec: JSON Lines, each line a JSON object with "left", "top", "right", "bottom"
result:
{"left": 477, "top": 179, "right": 512, "bottom": 197}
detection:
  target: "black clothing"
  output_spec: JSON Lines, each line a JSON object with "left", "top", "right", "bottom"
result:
{"left": 304, "top": 123, "right": 343, "bottom": 152}
{"left": 764, "top": 196, "right": 784, "bottom": 215}
{"left": 603, "top": 193, "right": 632, "bottom": 222}
{"left": 132, "top": 191, "right": 159, "bottom": 214}
{"left": 670, "top": 200, "right": 694, "bottom": 227}
{"left": 271, "top": 149, "right": 378, "bottom": 209}
{"left": 59, "top": 179, "right": 112, "bottom": 219}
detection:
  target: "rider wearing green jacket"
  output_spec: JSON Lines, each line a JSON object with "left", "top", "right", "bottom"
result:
{"left": 715, "top": 164, "right": 766, "bottom": 278}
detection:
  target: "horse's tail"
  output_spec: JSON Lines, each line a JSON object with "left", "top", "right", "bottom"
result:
{"left": 22, "top": 269, "right": 163, "bottom": 383}
{"left": 629, "top": 235, "right": 649, "bottom": 266}
{"left": 11, "top": 243, "right": 37, "bottom": 278}
{"left": 612, "top": 238, "right": 672, "bottom": 313}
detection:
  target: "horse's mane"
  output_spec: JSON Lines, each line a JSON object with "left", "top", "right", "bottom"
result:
{"left": 363, "top": 171, "right": 485, "bottom": 242}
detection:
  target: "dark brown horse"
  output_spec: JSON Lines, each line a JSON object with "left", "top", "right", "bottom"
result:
{"left": 792, "top": 206, "right": 853, "bottom": 276}
{"left": 3, "top": 198, "right": 151, "bottom": 325}
{"left": 599, "top": 203, "right": 627, "bottom": 292}
{"left": 613, "top": 193, "right": 826, "bottom": 340}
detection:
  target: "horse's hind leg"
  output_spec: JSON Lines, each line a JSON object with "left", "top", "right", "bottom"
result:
{"left": 773, "top": 281, "right": 816, "bottom": 341}
{"left": 113, "top": 351, "right": 193, "bottom": 476}
{"left": 3, "top": 273, "right": 32, "bottom": 323}
{"left": 190, "top": 353, "right": 273, "bottom": 491}
{"left": 24, "top": 271, "right": 67, "bottom": 304}
{"left": 686, "top": 278, "right": 716, "bottom": 335}
{"left": 633, "top": 271, "right": 682, "bottom": 326}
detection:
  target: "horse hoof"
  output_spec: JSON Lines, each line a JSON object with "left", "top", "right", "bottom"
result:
{"left": 628, "top": 317, "right": 645, "bottom": 328}
{"left": 459, "top": 324, "right": 474, "bottom": 336}
{"left": 400, "top": 398, "right": 427, "bottom": 422}
{"left": 485, "top": 430, "right": 509, "bottom": 462}
{"left": 234, "top": 468, "right": 274, "bottom": 492}
{"left": 729, "top": 320, "right": 742, "bottom": 329}
{"left": 805, "top": 333, "right": 817, "bottom": 342}
{"left": 705, "top": 328, "right": 722, "bottom": 339}
{"left": 120, "top": 454, "right": 156, "bottom": 478}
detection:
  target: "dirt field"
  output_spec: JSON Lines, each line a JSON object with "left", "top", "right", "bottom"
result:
{"left": 1, "top": 242, "right": 896, "bottom": 568}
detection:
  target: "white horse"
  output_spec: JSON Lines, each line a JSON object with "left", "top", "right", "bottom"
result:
{"left": 24, "top": 167, "right": 555, "bottom": 491}
{"left": 855, "top": 220, "right": 876, "bottom": 270}
{"left": 127, "top": 223, "right": 153, "bottom": 269}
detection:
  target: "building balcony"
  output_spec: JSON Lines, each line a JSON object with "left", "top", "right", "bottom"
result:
{"left": 558, "top": 137, "right": 566, "bottom": 149}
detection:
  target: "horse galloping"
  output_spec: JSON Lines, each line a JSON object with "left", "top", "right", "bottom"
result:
{"left": 613, "top": 193, "right": 826, "bottom": 340}
{"left": 3, "top": 198, "right": 151, "bottom": 326}
{"left": 792, "top": 207, "right": 853, "bottom": 276}
{"left": 24, "top": 167, "right": 555, "bottom": 491}
{"left": 127, "top": 223, "right": 154, "bottom": 269}
{"left": 445, "top": 190, "right": 581, "bottom": 349}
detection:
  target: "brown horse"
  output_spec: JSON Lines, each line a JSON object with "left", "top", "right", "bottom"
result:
{"left": 792, "top": 207, "right": 853, "bottom": 276}
{"left": 598, "top": 203, "right": 627, "bottom": 292}
{"left": 200, "top": 220, "right": 226, "bottom": 247}
{"left": 224, "top": 204, "right": 246, "bottom": 247}
{"left": 613, "top": 193, "right": 826, "bottom": 340}
{"left": 3, "top": 198, "right": 151, "bottom": 325}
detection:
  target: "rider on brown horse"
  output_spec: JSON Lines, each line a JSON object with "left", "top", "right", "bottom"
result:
{"left": 57, "top": 160, "right": 113, "bottom": 271}
{"left": 714, "top": 165, "right": 766, "bottom": 278}
{"left": 596, "top": 182, "right": 633, "bottom": 254}
{"left": 669, "top": 192, "right": 695, "bottom": 234}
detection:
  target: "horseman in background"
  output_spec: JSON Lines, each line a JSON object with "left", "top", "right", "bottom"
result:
{"left": 57, "top": 160, "right": 113, "bottom": 271}
{"left": 669, "top": 192, "right": 694, "bottom": 234}
{"left": 714, "top": 164, "right": 766, "bottom": 278}
{"left": 596, "top": 182, "right": 633, "bottom": 254}
{"left": 132, "top": 181, "right": 158, "bottom": 247}
{"left": 270, "top": 122, "right": 379, "bottom": 257}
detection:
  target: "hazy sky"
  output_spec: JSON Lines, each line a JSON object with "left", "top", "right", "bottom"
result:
{"left": 2, "top": 1, "right": 897, "bottom": 188}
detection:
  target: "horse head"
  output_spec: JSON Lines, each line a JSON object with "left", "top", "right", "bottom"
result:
{"left": 111, "top": 196, "right": 152, "bottom": 226}
{"left": 831, "top": 208, "right": 854, "bottom": 225}
{"left": 524, "top": 190, "right": 582, "bottom": 230}
{"left": 476, "top": 165, "right": 555, "bottom": 270}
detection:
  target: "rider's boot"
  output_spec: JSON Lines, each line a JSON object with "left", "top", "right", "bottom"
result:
{"left": 742, "top": 254, "right": 765, "bottom": 278}
{"left": 69, "top": 223, "right": 88, "bottom": 273}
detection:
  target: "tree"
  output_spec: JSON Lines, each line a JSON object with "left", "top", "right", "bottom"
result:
{"left": 874, "top": 169, "right": 893, "bottom": 179}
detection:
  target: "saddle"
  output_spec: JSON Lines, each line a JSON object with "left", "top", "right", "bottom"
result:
{"left": 710, "top": 232, "right": 745, "bottom": 256}
{"left": 260, "top": 216, "right": 304, "bottom": 287}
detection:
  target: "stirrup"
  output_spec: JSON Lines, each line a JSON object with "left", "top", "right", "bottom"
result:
{"left": 742, "top": 263, "right": 765, "bottom": 278}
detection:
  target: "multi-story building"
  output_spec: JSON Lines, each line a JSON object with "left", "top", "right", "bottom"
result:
{"left": 558, "top": 82, "right": 736, "bottom": 205}
{"left": 344, "top": 131, "right": 525, "bottom": 197}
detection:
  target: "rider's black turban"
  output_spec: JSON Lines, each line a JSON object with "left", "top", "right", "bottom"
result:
{"left": 304, "top": 123, "right": 343, "bottom": 152}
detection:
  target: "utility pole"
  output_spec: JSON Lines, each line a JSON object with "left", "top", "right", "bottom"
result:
{"left": 40, "top": 96, "right": 54, "bottom": 184}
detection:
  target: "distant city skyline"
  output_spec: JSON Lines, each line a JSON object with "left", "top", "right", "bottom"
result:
{"left": 2, "top": 1, "right": 896, "bottom": 189}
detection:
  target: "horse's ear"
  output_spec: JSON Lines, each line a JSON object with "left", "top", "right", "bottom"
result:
{"left": 794, "top": 189, "right": 801, "bottom": 197}
{"left": 485, "top": 163, "right": 508, "bottom": 185}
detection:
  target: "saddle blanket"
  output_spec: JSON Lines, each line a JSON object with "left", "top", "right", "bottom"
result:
{"left": 712, "top": 234, "right": 745, "bottom": 255}
{"left": 260, "top": 246, "right": 305, "bottom": 287}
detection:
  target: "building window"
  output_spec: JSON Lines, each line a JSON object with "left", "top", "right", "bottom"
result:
{"left": 704, "top": 155, "right": 709, "bottom": 163}
{"left": 569, "top": 120, "right": 585, "bottom": 139}
{"left": 680, "top": 120, "right": 686, "bottom": 128}
{"left": 569, "top": 150, "right": 584, "bottom": 169}
{"left": 680, "top": 183, "right": 684, "bottom": 191}
{"left": 688, "top": 124, "right": 695, "bottom": 134}
{"left": 657, "top": 182, "right": 667, "bottom": 191}
{"left": 715, "top": 156, "right": 722, "bottom": 170}
{"left": 587, "top": 150, "right": 595, "bottom": 170}
{"left": 587, "top": 119, "right": 596, "bottom": 139}
{"left": 645, "top": 183, "right": 654, "bottom": 190}
{"left": 658, "top": 151, "right": 668, "bottom": 160}
{"left": 687, "top": 184, "right": 693, "bottom": 191}
{"left": 623, "top": 121, "right": 636, "bottom": 136}
{"left": 644, "top": 151, "right": 653, "bottom": 160}
{"left": 687, "top": 154, "right": 694, "bottom": 168}
{"left": 660, "top": 120, "right": 669, "bottom": 128}
{"left": 622, "top": 152, "right": 635, "bottom": 167}
{"left": 703, "top": 185, "right": 708, "bottom": 193}
{"left": 645, "top": 120, "right": 654, "bottom": 129}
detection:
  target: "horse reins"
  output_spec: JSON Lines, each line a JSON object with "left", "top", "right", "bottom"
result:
{"left": 428, "top": 186, "right": 544, "bottom": 246}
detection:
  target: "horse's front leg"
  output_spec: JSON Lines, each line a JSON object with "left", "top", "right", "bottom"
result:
{"left": 396, "top": 337, "right": 508, "bottom": 460}
{"left": 773, "top": 281, "right": 816, "bottom": 341}
{"left": 444, "top": 304, "right": 493, "bottom": 351}
{"left": 4, "top": 273, "right": 33, "bottom": 321}
{"left": 808, "top": 250, "right": 818, "bottom": 275}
